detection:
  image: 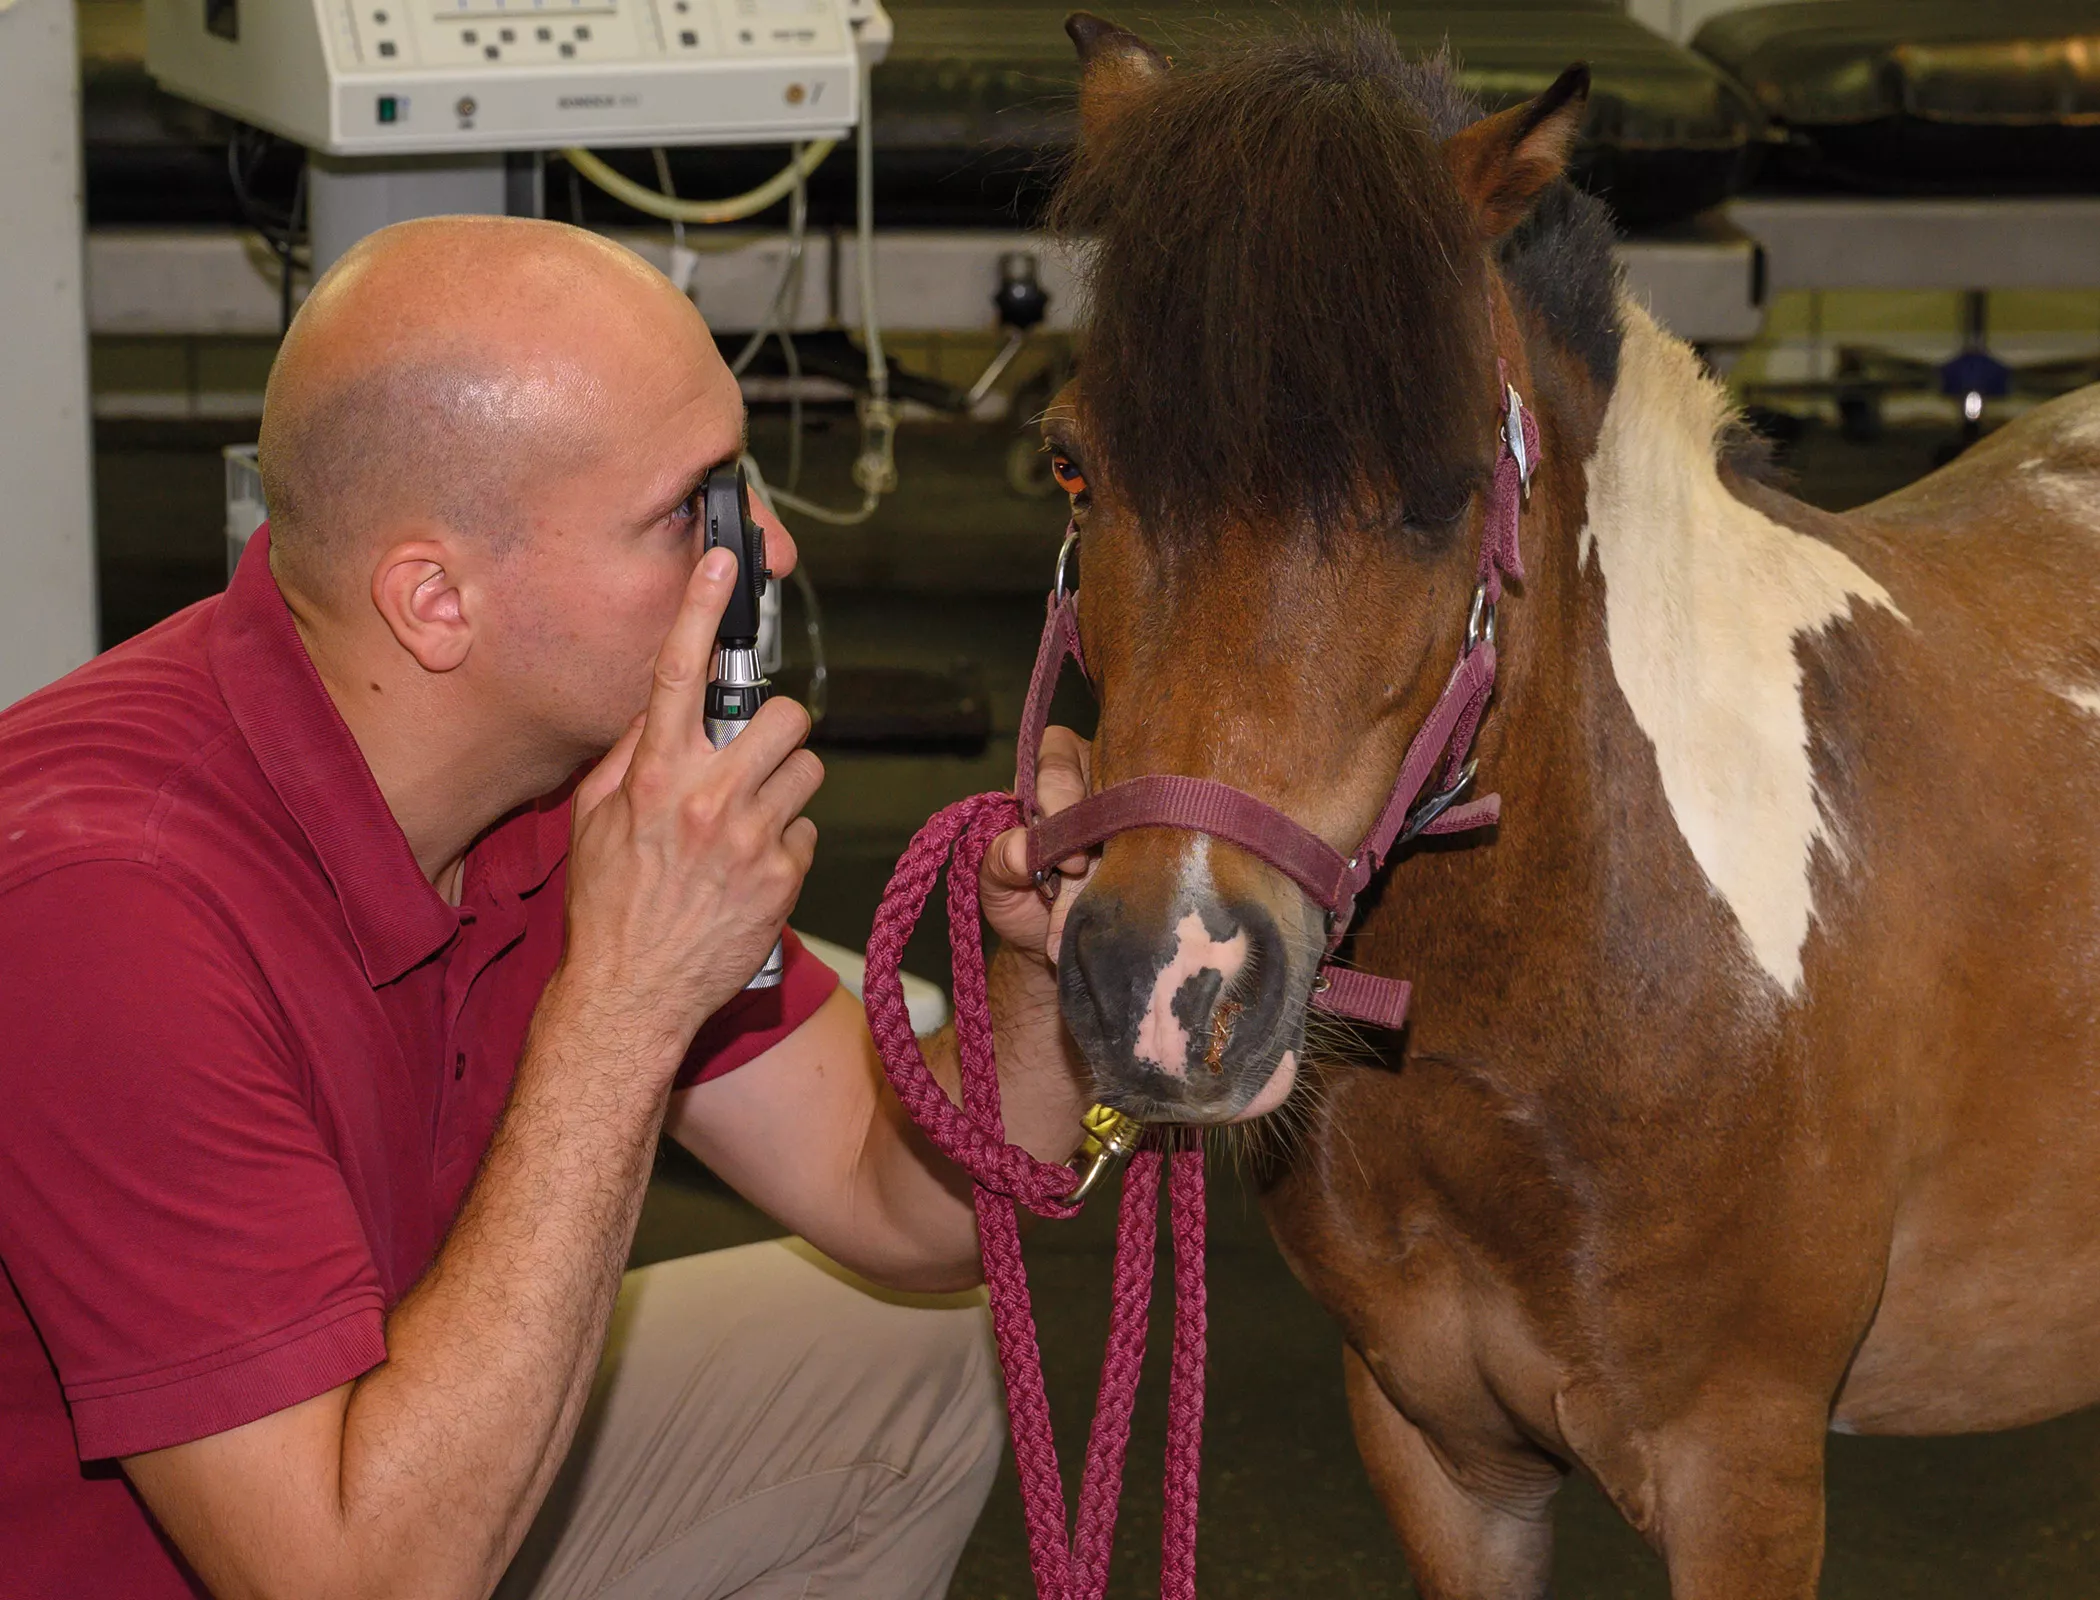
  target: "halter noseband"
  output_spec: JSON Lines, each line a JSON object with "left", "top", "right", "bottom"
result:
{"left": 1018, "top": 369, "right": 1541, "bottom": 1032}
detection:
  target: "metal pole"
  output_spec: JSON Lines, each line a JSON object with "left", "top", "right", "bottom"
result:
{"left": 0, "top": 0, "right": 99, "bottom": 705}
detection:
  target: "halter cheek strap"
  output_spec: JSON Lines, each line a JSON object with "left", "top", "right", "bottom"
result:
{"left": 1016, "top": 367, "right": 1540, "bottom": 1033}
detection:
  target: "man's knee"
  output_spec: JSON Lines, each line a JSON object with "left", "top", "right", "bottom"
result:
{"left": 774, "top": 1238, "right": 1004, "bottom": 1494}
{"left": 750, "top": 1242, "right": 1005, "bottom": 1597}
{"left": 499, "top": 1240, "right": 1008, "bottom": 1600}
{"left": 901, "top": 1275, "right": 1004, "bottom": 1505}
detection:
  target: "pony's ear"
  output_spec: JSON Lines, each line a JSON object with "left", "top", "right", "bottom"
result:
{"left": 1065, "top": 12, "right": 1169, "bottom": 149}
{"left": 1441, "top": 64, "right": 1591, "bottom": 240}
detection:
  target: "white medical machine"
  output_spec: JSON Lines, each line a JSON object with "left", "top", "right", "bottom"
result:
{"left": 143, "top": 0, "right": 892, "bottom": 269}
{"left": 145, "top": 0, "right": 889, "bottom": 158}
{"left": 155, "top": 0, "right": 902, "bottom": 540}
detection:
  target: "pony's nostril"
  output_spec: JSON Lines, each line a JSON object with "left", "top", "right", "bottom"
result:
{"left": 1213, "top": 901, "right": 1289, "bottom": 1071}
{"left": 1171, "top": 966, "right": 1226, "bottom": 1072}
{"left": 1060, "top": 898, "right": 1132, "bottom": 1059}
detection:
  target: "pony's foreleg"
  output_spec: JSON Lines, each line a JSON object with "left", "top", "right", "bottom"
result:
{"left": 1343, "top": 1345, "right": 1562, "bottom": 1600}
{"left": 1649, "top": 1391, "right": 1828, "bottom": 1600}
{"left": 1570, "top": 1383, "right": 1828, "bottom": 1600}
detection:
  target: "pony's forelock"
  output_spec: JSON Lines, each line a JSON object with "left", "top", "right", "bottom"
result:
{"left": 1050, "top": 23, "right": 1496, "bottom": 550}
{"left": 1049, "top": 19, "right": 1625, "bottom": 551}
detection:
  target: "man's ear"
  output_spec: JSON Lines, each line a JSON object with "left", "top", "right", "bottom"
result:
{"left": 1441, "top": 64, "right": 1591, "bottom": 240}
{"left": 1065, "top": 11, "right": 1169, "bottom": 151}
{"left": 371, "top": 539, "right": 473, "bottom": 674}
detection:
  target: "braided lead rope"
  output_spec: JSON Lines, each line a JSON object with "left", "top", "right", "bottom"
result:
{"left": 862, "top": 789, "right": 1204, "bottom": 1600}
{"left": 1068, "top": 1148, "right": 1162, "bottom": 1598}
{"left": 863, "top": 793, "right": 1084, "bottom": 1217}
{"left": 1162, "top": 1145, "right": 1208, "bottom": 1592}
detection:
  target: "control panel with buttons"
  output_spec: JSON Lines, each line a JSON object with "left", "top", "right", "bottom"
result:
{"left": 144, "top": 0, "right": 889, "bottom": 156}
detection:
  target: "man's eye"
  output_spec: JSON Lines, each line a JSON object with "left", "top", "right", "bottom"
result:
{"left": 1049, "top": 453, "right": 1088, "bottom": 496}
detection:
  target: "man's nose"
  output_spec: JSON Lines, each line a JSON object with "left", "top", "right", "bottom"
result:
{"left": 751, "top": 495, "right": 798, "bottom": 581}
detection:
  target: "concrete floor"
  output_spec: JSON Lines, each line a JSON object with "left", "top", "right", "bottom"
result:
{"left": 95, "top": 404, "right": 2100, "bottom": 1597}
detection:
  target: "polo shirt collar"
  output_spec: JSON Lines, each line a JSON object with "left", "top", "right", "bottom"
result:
{"left": 207, "top": 527, "right": 529, "bottom": 987}
{"left": 469, "top": 791, "right": 573, "bottom": 906}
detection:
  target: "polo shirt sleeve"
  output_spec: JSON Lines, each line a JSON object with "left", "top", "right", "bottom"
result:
{"left": 672, "top": 927, "right": 841, "bottom": 1090}
{"left": 0, "top": 863, "right": 386, "bottom": 1461}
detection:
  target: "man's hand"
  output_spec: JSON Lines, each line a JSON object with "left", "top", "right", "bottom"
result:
{"left": 557, "top": 545, "right": 824, "bottom": 1063}
{"left": 670, "top": 725, "right": 1102, "bottom": 1295}
{"left": 980, "top": 724, "right": 1093, "bottom": 968}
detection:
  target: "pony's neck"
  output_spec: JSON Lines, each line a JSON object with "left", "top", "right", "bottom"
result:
{"left": 1516, "top": 300, "right": 1900, "bottom": 996}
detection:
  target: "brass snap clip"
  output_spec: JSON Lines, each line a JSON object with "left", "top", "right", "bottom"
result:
{"left": 1067, "top": 1103, "right": 1144, "bottom": 1206}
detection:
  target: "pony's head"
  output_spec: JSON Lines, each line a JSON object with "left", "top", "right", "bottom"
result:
{"left": 1043, "top": 14, "right": 1613, "bottom": 1123}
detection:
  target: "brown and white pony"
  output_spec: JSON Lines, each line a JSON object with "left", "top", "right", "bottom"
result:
{"left": 1039, "top": 15, "right": 2100, "bottom": 1597}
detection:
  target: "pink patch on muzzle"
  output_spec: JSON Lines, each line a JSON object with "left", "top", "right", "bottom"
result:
{"left": 1133, "top": 911, "right": 1251, "bottom": 1079}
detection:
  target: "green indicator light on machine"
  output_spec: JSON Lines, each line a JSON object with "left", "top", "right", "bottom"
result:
{"left": 720, "top": 693, "right": 744, "bottom": 716}
{"left": 377, "top": 95, "right": 399, "bottom": 123}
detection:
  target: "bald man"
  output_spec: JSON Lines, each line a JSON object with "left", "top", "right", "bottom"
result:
{"left": 0, "top": 217, "right": 1096, "bottom": 1600}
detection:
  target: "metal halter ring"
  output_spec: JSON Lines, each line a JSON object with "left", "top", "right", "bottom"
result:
{"left": 1465, "top": 584, "right": 1497, "bottom": 654}
{"left": 1502, "top": 383, "right": 1534, "bottom": 502}
{"left": 1398, "top": 756, "right": 1480, "bottom": 845}
{"left": 1052, "top": 524, "right": 1080, "bottom": 601}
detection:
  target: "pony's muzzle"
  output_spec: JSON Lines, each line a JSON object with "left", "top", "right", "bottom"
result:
{"left": 1058, "top": 888, "right": 1299, "bottom": 1122}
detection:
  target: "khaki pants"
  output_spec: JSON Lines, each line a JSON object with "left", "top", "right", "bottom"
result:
{"left": 496, "top": 1239, "right": 1005, "bottom": 1600}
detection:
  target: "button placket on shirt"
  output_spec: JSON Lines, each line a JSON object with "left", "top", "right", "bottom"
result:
{"left": 436, "top": 891, "right": 530, "bottom": 1166}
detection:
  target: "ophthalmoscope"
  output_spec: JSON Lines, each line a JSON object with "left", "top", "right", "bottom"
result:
{"left": 701, "top": 462, "right": 786, "bottom": 990}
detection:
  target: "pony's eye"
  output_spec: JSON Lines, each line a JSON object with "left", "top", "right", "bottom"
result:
{"left": 1050, "top": 453, "right": 1088, "bottom": 497}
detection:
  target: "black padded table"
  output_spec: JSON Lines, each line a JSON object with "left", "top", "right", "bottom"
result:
{"left": 1695, "top": 1, "right": 2100, "bottom": 193}
{"left": 869, "top": 0, "right": 1764, "bottom": 227}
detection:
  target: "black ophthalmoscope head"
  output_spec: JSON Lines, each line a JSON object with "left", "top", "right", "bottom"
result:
{"left": 702, "top": 463, "right": 769, "bottom": 648}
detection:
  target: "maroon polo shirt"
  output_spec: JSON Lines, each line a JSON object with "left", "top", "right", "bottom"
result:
{"left": 0, "top": 528, "right": 837, "bottom": 1598}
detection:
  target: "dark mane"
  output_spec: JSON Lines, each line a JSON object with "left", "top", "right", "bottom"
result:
{"left": 1049, "top": 20, "right": 1622, "bottom": 547}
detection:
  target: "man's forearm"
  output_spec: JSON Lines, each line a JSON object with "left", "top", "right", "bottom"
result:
{"left": 984, "top": 944, "right": 1094, "bottom": 1162}
{"left": 335, "top": 978, "right": 676, "bottom": 1596}
{"left": 855, "top": 945, "right": 1093, "bottom": 1286}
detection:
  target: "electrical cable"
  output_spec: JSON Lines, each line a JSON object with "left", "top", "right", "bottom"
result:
{"left": 718, "top": 158, "right": 811, "bottom": 492}
{"left": 559, "top": 141, "right": 835, "bottom": 225}
{"left": 738, "top": 452, "right": 828, "bottom": 723}
{"left": 226, "top": 127, "right": 307, "bottom": 335}
{"left": 561, "top": 61, "right": 893, "bottom": 526}
{"left": 650, "top": 146, "right": 687, "bottom": 263}
{"left": 226, "top": 127, "right": 295, "bottom": 249}
{"left": 729, "top": 158, "right": 809, "bottom": 378}
{"left": 778, "top": 325, "right": 806, "bottom": 491}
{"left": 279, "top": 158, "right": 307, "bottom": 335}
{"left": 750, "top": 54, "right": 894, "bottom": 528}
{"left": 791, "top": 561, "right": 828, "bottom": 724}
{"left": 852, "top": 54, "right": 889, "bottom": 418}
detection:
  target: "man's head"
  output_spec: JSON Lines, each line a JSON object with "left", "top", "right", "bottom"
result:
{"left": 259, "top": 214, "right": 792, "bottom": 790}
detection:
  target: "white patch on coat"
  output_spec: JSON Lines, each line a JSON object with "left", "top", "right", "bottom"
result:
{"left": 1580, "top": 302, "right": 1904, "bottom": 993}
{"left": 2057, "top": 686, "right": 2100, "bottom": 719}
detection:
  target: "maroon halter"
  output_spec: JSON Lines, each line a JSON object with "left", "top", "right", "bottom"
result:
{"left": 1019, "top": 370, "right": 1541, "bottom": 1031}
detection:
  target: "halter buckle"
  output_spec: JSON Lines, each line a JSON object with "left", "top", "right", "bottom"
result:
{"left": 1067, "top": 1103, "right": 1144, "bottom": 1206}
{"left": 1397, "top": 757, "right": 1480, "bottom": 846}
{"left": 1503, "top": 385, "right": 1534, "bottom": 502}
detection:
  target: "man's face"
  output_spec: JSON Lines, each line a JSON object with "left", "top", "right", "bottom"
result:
{"left": 474, "top": 298, "right": 798, "bottom": 765}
